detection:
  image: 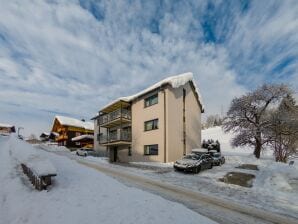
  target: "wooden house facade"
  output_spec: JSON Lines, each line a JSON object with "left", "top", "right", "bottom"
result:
{"left": 51, "top": 116, "right": 94, "bottom": 148}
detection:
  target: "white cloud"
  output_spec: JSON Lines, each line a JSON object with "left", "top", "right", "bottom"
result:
{"left": 0, "top": 0, "right": 296, "bottom": 135}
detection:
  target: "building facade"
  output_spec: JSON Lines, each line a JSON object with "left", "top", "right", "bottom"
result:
{"left": 51, "top": 116, "right": 94, "bottom": 148}
{"left": 0, "top": 123, "right": 15, "bottom": 135}
{"left": 94, "top": 73, "right": 204, "bottom": 163}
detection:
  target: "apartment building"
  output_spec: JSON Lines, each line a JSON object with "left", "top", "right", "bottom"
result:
{"left": 94, "top": 72, "right": 204, "bottom": 163}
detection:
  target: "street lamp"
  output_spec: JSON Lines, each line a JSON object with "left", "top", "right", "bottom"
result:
{"left": 18, "top": 127, "right": 24, "bottom": 140}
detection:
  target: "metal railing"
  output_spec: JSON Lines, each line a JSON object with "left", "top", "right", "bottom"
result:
{"left": 99, "top": 109, "right": 131, "bottom": 125}
{"left": 99, "top": 130, "right": 131, "bottom": 144}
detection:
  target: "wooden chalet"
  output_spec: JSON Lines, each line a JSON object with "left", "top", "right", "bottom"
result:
{"left": 0, "top": 123, "right": 15, "bottom": 135}
{"left": 71, "top": 134, "right": 94, "bottom": 148}
{"left": 51, "top": 116, "right": 94, "bottom": 148}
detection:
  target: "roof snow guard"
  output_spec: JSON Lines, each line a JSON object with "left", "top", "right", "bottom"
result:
{"left": 55, "top": 116, "right": 94, "bottom": 131}
{"left": 101, "top": 72, "right": 204, "bottom": 113}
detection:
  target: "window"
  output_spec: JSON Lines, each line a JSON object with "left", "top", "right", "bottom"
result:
{"left": 144, "top": 94, "right": 158, "bottom": 107}
{"left": 144, "top": 119, "right": 158, "bottom": 131}
{"left": 144, "top": 144, "right": 158, "bottom": 155}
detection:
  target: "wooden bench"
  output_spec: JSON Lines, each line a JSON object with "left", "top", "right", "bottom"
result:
{"left": 21, "top": 162, "right": 57, "bottom": 191}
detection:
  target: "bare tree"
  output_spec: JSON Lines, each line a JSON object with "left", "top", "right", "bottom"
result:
{"left": 223, "top": 84, "right": 291, "bottom": 158}
{"left": 265, "top": 95, "right": 298, "bottom": 162}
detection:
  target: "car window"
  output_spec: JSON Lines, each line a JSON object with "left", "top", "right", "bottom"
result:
{"left": 184, "top": 155, "right": 198, "bottom": 160}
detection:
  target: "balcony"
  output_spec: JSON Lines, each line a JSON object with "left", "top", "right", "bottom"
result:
{"left": 99, "top": 108, "right": 131, "bottom": 128}
{"left": 56, "top": 134, "right": 68, "bottom": 141}
{"left": 99, "top": 129, "right": 131, "bottom": 146}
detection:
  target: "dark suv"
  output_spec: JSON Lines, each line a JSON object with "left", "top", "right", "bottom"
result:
{"left": 208, "top": 150, "right": 225, "bottom": 166}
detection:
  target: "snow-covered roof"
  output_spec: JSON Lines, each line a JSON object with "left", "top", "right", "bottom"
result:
{"left": 55, "top": 116, "right": 94, "bottom": 131}
{"left": 0, "top": 123, "right": 14, "bottom": 128}
{"left": 40, "top": 132, "right": 50, "bottom": 136}
{"left": 71, "top": 134, "right": 94, "bottom": 141}
{"left": 101, "top": 72, "right": 204, "bottom": 112}
{"left": 50, "top": 132, "right": 59, "bottom": 136}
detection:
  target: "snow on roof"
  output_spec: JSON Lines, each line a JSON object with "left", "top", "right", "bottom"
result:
{"left": 0, "top": 123, "right": 14, "bottom": 128}
{"left": 51, "top": 132, "right": 59, "bottom": 136}
{"left": 40, "top": 132, "right": 50, "bottom": 136}
{"left": 71, "top": 134, "right": 94, "bottom": 141}
{"left": 101, "top": 72, "right": 204, "bottom": 112}
{"left": 55, "top": 116, "right": 94, "bottom": 131}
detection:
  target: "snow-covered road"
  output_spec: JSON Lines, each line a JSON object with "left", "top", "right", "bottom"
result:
{"left": 73, "top": 157, "right": 297, "bottom": 224}
{"left": 39, "top": 146, "right": 297, "bottom": 224}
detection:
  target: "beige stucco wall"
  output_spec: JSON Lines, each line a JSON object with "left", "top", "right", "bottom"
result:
{"left": 118, "top": 90, "right": 165, "bottom": 162}
{"left": 185, "top": 84, "right": 202, "bottom": 153}
{"left": 166, "top": 83, "right": 202, "bottom": 162}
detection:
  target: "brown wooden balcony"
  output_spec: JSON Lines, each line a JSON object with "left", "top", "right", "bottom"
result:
{"left": 56, "top": 134, "right": 68, "bottom": 141}
{"left": 99, "top": 108, "right": 131, "bottom": 128}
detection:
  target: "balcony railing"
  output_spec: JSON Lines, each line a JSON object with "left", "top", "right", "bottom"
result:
{"left": 99, "top": 130, "right": 131, "bottom": 144}
{"left": 99, "top": 109, "right": 131, "bottom": 125}
{"left": 56, "top": 134, "right": 68, "bottom": 141}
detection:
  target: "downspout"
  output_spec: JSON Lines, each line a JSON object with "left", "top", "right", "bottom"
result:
{"left": 183, "top": 88, "right": 186, "bottom": 155}
{"left": 163, "top": 89, "right": 167, "bottom": 163}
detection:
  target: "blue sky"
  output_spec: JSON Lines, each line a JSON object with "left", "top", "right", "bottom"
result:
{"left": 0, "top": 0, "right": 297, "bottom": 136}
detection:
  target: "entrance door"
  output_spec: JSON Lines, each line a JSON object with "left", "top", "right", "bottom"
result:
{"left": 113, "top": 147, "right": 118, "bottom": 162}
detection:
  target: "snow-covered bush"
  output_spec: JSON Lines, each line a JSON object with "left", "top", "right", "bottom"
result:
{"left": 202, "top": 139, "right": 221, "bottom": 152}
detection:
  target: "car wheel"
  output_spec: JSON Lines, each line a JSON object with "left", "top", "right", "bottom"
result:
{"left": 209, "top": 163, "right": 213, "bottom": 169}
{"left": 194, "top": 166, "right": 201, "bottom": 174}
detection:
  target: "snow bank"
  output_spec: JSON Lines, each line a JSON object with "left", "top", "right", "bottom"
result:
{"left": 38, "top": 143, "right": 70, "bottom": 152}
{"left": 203, "top": 126, "right": 262, "bottom": 156}
{"left": 6, "top": 135, "right": 57, "bottom": 176}
{"left": 102, "top": 72, "right": 204, "bottom": 111}
{"left": 130, "top": 161, "right": 174, "bottom": 168}
{"left": 0, "top": 135, "right": 217, "bottom": 224}
{"left": 55, "top": 115, "right": 94, "bottom": 130}
{"left": 23, "top": 155, "right": 57, "bottom": 176}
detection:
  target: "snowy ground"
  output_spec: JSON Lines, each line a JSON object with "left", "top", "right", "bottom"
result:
{"left": 0, "top": 135, "right": 217, "bottom": 224}
{"left": 44, "top": 127, "right": 298, "bottom": 220}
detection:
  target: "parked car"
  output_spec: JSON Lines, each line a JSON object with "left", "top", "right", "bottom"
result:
{"left": 173, "top": 153, "right": 213, "bottom": 173}
{"left": 76, "top": 148, "right": 94, "bottom": 157}
{"left": 208, "top": 151, "right": 225, "bottom": 166}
